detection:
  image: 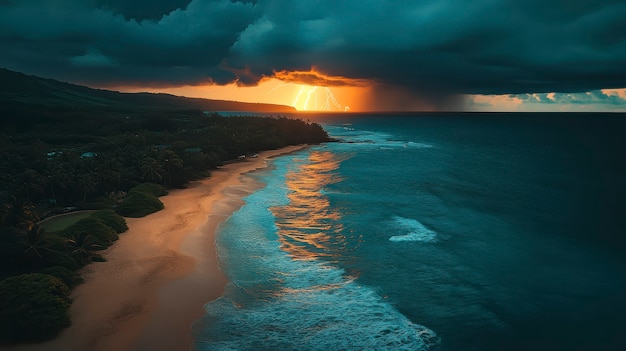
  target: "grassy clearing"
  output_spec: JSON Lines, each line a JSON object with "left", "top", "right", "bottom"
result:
{"left": 39, "top": 212, "right": 94, "bottom": 233}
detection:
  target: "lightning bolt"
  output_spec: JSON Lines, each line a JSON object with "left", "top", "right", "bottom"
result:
{"left": 324, "top": 87, "right": 342, "bottom": 111}
{"left": 272, "top": 83, "right": 347, "bottom": 111}
{"left": 303, "top": 86, "right": 317, "bottom": 110}
{"left": 323, "top": 91, "right": 330, "bottom": 110}
{"left": 293, "top": 85, "right": 306, "bottom": 107}
{"left": 314, "top": 89, "right": 321, "bottom": 110}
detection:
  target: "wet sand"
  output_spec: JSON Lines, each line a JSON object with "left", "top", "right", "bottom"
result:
{"left": 7, "top": 145, "right": 306, "bottom": 351}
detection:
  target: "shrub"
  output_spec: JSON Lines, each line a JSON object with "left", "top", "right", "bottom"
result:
{"left": 91, "top": 210, "right": 128, "bottom": 233}
{"left": 62, "top": 217, "right": 118, "bottom": 247}
{"left": 115, "top": 191, "right": 164, "bottom": 218}
{"left": 39, "top": 266, "right": 83, "bottom": 288}
{"left": 130, "top": 182, "right": 168, "bottom": 197}
{"left": 41, "top": 250, "right": 80, "bottom": 271}
{"left": 0, "top": 273, "right": 71, "bottom": 343}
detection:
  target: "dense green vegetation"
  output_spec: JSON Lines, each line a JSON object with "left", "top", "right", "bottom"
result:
{"left": 129, "top": 182, "right": 168, "bottom": 197}
{"left": 0, "top": 112, "right": 328, "bottom": 219}
{"left": 0, "top": 69, "right": 330, "bottom": 344}
{"left": 0, "top": 209, "right": 128, "bottom": 276}
{"left": 115, "top": 184, "right": 165, "bottom": 217}
{"left": 0, "top": 112, "right": 328, "bottom": 209}
{"left": 0, "top": 273, "right": 72, "bottom": 342}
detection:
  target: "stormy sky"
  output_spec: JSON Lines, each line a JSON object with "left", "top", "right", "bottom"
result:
{"left": 1, "top": 0, "right": 625, "bottom": 110}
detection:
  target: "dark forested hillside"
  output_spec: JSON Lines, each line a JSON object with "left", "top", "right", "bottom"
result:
{"left": 0, "top": 68, "right": 328, "bottom": 343}
{"left": 0, "top": 68, "right": 295, "bottom": 119}
{"left": 0, "top": 70, "right": 323, "bottom": 210}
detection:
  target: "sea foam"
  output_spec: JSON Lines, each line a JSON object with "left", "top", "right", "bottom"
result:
{"left": 389, "top": 216, "right": 438, "bottom": 243}
{"left": 195, "top": 278, "right": 439, "bottom": 351}
{"left": 194, "top": 151, "right": 439, "bottom": 351}
{"left": 325, "top": 125, "right": 434, "bottom": 150}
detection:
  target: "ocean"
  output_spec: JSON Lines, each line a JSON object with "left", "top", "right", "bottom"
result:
{"left": 193, "top": 113, "right": 626, "bottom": 351}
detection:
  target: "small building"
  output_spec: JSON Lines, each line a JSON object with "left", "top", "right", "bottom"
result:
{"left": 80, "top": 152, "right": 97, "bottom": 158}
{"left": 46, "top": 151, "right": 62, "bottom": 160}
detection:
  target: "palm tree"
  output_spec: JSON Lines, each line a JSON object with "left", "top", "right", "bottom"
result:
{"left": 19, "top": 169, "right": 46, "bottom": 203}
{"left": 18, "top": 225, "right": 54, "bottom": 268}
{"left": 159, "top": 150, "right": 183, "bottom": 187}
{"left": 77, "top": 173, "right": 98, "bottom": 204}
{"left": 141, "top": 157, "right": 164, "bottom": 183}
{"left": 68, "top": 232, "right": 103, "bottom": 265}
{"left": 45, "top": 164, "right": 70, "bottom": 206}
{"left": 95, "top": 157, "right": 122, "bottom": 193}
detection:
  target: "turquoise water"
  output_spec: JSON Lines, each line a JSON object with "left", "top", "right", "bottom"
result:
{"left": 194, "top": 113, "right": 626, "bottom": 351}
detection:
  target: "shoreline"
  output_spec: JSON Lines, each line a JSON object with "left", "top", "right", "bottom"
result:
{"left": 6, "top": 145, "right": 307, "bottom": 351}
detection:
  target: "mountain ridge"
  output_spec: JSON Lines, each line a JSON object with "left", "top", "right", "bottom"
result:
{"left": 0, "top": 68, "right": 296, "bottom": 113}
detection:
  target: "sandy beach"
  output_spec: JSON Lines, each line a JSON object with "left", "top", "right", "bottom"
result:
{"left": 6, "top": 145, "right": 306, "bottom": 351}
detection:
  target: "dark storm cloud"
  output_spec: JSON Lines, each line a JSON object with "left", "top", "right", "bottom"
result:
{"left": 1, "top": 0, "right": 625, "bottom": 102}
{"left": 0, "top": 0, "right": 258, "bottom": 86}
{"left": 272, "top": 70, "right": 369, "bottom": 87}
{"left": 94, "top": 0, "right": 193, "bottom": 21}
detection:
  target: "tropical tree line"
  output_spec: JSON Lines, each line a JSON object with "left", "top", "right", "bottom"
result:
{"left": 1, "top": 112, "right": 329, "bottom": 211}
{"left": 0, "top": 111, "right": 330, "bottom": 343}
{"left": 0, "top": 208, "right": 129, "bottom": 343}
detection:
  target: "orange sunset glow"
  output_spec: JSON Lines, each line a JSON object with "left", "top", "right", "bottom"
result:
{"left": 117, "top": 70, "right": 372, "bottom": 112}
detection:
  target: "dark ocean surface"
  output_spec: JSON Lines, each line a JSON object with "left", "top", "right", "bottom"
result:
{"left": 194, "top": 113, "right": 626, "bottom": 351}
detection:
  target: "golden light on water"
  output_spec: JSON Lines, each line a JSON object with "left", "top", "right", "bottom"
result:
{"left": 270, "top": 151, "right": 346, "bottom": 261}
